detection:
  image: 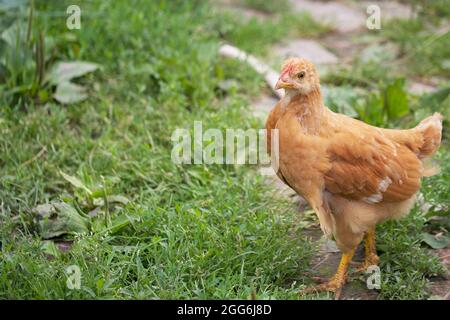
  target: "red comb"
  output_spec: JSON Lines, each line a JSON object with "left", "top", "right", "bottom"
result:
{"left": 280, "top": 64, "right": 293, "bottom": 78}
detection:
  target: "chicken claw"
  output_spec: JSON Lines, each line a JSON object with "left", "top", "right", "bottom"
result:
{"left": 301, "top": 274, "right": 347, "bottom": 300}
{"left": 353, "top": 227, "right": 380, "bottom": 273}
{"left": 301, "top": 249, "right": 355, "bottom": 300}
{"left": 354, "top": 253, "right": 380, "bottom": 273}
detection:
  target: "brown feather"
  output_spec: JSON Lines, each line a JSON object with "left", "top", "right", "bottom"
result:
{"left": 265, "top": 58, "right": 443, "bottom": 251}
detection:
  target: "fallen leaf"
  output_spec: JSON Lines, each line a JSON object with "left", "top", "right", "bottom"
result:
{"left": 33, "top": 201, "right": 90, "bottom": 239}
{"left": 54, "top": 81, "right": 88, "bottom": 104}
{"left": 421, "top": 233, "right": 450, "bottom": 249}
{"left": 46, "top": 61, "right": 99, "bottom": 85}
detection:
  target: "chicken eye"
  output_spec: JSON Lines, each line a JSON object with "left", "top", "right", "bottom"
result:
{"left": 297, "top": 71, "right": 306, "bottom": 79}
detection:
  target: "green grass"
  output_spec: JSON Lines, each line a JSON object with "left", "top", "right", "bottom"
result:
{"left": 0, "top": 0, "right": 313, "bottom": 299}
{"left": 375, "top": 144, "right": 449, "bottom": 299}
{"left": 399, "top": 0, "right": 450, "bottom": 20}
{"left": 241, "top": 0, "right": 291, "bottom": 14}
{"left": 215, "top": 9, "right": 331, "bottom": 56}
{"left": 381, "top": 18, "right": 450, "bottom": 78}
{"left": 0, "top": 0, "right": 448, "bottom": 300}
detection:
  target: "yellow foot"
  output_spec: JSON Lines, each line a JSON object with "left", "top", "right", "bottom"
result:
{"left": 301, "top": 275, "right": 347, "bottom": 300}
{"left": 301, "top": 250, "right": 355, "bottom": 300}
{"left": 354, "top": 253, "right": 379, "bottom": 273}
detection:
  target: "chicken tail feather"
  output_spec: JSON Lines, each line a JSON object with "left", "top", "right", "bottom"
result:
{"left": 421, "top": 158, "right": 441, "bottom": 177}
{"left": 415, "top": 112, "right": 443, "bottom": 159}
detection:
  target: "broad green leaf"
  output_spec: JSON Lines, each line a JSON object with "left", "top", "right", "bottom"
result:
{"left": 60, "top": 170, "right": 92, "bottom": 195}
{"left": 0, "top": 21, "right": 34, "bottom": 75}
{"left": 46, "top": 61, "right": 99, "bottom": 85}
{"left": 354, "top": 92, "right": 385, "bottom": 126}
{"left": 33, "top": 202, "right": 90, "bottom": 239}
{"left": 385, "top": 78, "right": 409, "bottom": 119}
{"left": 366, "top": 93, "right": 385, "bottom": 125}
{"left": 54, "top": 81, "right": 87, "bottom": 104}
{"left": 1, "top": 20, "right": 26, "bottom": 47}
{"left": 323, "top": 85, "right": 359, "bottom": 118}
{"left": 421, "top": 233, "right": 450, "bottom": 249}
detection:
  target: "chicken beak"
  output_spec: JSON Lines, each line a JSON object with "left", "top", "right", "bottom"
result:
{"left": 276, "top": 67, "right": 292, "bottom": 90}
{"left": 275, "top": 78, "right": 286, "bottom": 90}
{"left": 275, "top": 79, "right": 292, "bottom": 90}
{"left": 275, "top": 79, "right": 283, "bottom": 90}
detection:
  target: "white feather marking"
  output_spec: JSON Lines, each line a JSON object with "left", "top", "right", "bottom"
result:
{"left": 363, "top": 193, "right": 383, "bottom": 204}
{"left": 362, "top": 177, "right": 392, "bottom": 204}
{"left": 378, "top": 177, "right": 392, "bottom": 192}
{"left": 392, "top": 146, "right": 398, "bottom": 157}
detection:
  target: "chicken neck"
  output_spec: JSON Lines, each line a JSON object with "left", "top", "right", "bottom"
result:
{"left": 284, "top": 87, "right": 325, "bottom": 134}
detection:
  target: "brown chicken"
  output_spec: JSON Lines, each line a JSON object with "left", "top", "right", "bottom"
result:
{"left": 265, "top": 58, "right": 443, "bottom": 299}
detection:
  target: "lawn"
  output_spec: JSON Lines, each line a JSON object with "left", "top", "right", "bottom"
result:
{"left": 0, "top": 0, "right": 448, "bottom": 299}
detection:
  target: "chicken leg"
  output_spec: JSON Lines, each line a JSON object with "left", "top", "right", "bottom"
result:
{"left": 355, "top": 227, "right": 379, "bottom": 272}
{"left": 301, "top": 248, "right": 355, "bottom": 300}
